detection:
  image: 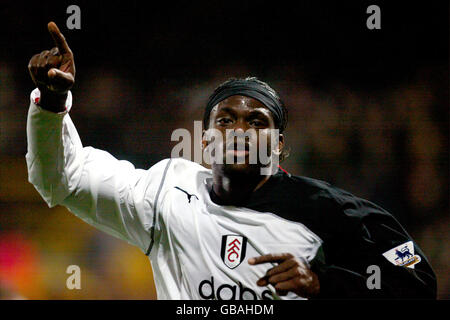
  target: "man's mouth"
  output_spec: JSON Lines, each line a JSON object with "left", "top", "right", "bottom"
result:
{"left": 226, "top": 141, "right": 250, "bottom": 157}
{"left": 229, "top": 150, "right": 249, "bottom": 157}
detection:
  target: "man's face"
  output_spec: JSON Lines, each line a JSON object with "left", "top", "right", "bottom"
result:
{"left": 202, "top": 95, "right": 284, "bottom": 175}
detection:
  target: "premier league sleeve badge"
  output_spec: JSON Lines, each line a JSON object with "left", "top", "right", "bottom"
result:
{"left": 382, "top": 241, "right": 422, "bottom": 269}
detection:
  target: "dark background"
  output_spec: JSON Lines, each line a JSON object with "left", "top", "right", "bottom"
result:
{"left": 0, "top": 1, "right": 448, "bottom": 299}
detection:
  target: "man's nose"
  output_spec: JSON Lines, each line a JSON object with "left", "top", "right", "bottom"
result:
{"left": 232, "top": 119, "right": 249, "bottom": 132}
{"left": 227, "top": 125, "right": 256, "bottom": 143}
{"left": 232, "top": 128, "right": 246, "bottom": 137}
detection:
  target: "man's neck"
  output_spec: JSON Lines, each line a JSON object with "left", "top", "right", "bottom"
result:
{"left": 210, "top": 166, "right": 271, "bottom": 206}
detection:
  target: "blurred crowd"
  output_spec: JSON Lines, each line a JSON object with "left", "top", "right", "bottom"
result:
{"left": 0, "top": 61, "right": 448, "bottom": 299}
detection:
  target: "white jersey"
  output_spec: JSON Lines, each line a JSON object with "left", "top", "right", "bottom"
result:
{"left": 26, "top": 89, "right": 323, "bottom": 300}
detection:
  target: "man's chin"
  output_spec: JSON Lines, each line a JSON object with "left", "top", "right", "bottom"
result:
{"left": 220, "top": 161, "right": 261, "bottom": 175}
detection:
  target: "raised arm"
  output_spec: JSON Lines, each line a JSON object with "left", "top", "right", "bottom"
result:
{"left": 26, "top": 22, "right": 165, "bottom": 253}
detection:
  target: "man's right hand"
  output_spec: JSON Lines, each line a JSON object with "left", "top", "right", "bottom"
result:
{"left": 28, "top": 22, "right": 75, "bottom": 112}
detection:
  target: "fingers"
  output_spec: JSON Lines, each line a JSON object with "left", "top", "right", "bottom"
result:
{"left": 249, "top": 253, "right": 297, "bottom": 287}
{"left": 250, "top": 253, "right": 318, "bottom": 297}
{"left": 47, "top": 22, "right": 75, "bottom": 76}
{"left": 28, "top": 48, "right": 62, "bottom": 83}
{"left": 269, "top": 267, "right": 320, "bottom": 298}
{"left": 256, "top": 259, "right": 299, "bottom": 286}
{"left": 276, "top": 290, "right": 289, "bottom": 296}
{"left": 47, "top": 68, "right": 74, "bottom": 91}
{"left": 28, "top": 51, "right": 49, "bottom": 82}
{"left": 28, "top": 23, "right": 75, "bottom": 94}
{"left": 248, "top": 253, "right": 293, "bottom": 265}
{"left": 28, "top": 53, "right": 40, "bottom": 76}
{"left": 249, "top": 252, "right": 320, "bottom": 298}
{"left": 265, "top": 258, "right": 298, "bottom": 277}
{"left": 47, "top": 49, "right": 62, "bottom": 66}
{"left": 50, "top": 46, "right": 60, "bottom": 56}
{"left": 48, "top": 21, "right": 72, "bottom": 55}
{"left": 37, "top": 50, "right": 50, "bottom": 68}
{"left": 273, "top": 278, "right": 303, "bottom": 292}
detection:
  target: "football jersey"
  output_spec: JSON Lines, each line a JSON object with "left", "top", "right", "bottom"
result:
{"left": 26, "top": 89, "right": 437, "bottom": 300}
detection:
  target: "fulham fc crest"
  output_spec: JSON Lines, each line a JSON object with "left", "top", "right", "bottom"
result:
{"left": 221, "top": 235, "right": 248, "bottom": 269}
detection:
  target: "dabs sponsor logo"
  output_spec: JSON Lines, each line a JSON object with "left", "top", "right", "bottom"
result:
{"left": 198, "top": 276, "right": 273, "bottom": 300}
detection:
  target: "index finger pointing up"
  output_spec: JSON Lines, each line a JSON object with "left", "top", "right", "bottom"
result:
{"left": 48, "top": 22, "right": 71, "bottom": 54}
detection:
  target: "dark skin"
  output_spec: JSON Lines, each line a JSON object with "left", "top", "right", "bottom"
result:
{"left": 29, "top": 22, "right": 320, "bottom": 299}
{"left": 204, "top": 95, "right": 282, "bottom": 205}
{"left": 28, "top": 22, "right": 75, "bottom": 112}
{"left": 203, "top": 97, "right": 320, "bottom": 298}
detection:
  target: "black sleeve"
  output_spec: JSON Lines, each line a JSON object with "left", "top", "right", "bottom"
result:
{"left": 309, "top": 192, "right": 437, "bottom": 299}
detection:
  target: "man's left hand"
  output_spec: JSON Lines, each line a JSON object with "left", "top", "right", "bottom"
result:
{"left": 248, "top": 253, "right": 320, "bottom": 298}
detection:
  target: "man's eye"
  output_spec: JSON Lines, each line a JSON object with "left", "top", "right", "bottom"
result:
{"left": 250, "top": 120, "right": 264, "bottom": 127}
{"left": 217, "top": 118, "right": 232, "bottom": 124}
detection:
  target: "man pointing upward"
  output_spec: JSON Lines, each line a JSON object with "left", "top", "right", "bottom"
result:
{"left": 28, "top": 22, "right": 75, "bottom": 112}
{"left": 26, "top": 22, "right": 436, "bottom": 299}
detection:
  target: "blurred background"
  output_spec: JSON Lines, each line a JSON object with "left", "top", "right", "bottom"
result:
{"left": 0, "top": 1, "right": 448, "bottom": 299}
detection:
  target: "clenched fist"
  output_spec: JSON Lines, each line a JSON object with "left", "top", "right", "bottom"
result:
{"left": 28, "top": 22, "right": 75, "bottom": 112}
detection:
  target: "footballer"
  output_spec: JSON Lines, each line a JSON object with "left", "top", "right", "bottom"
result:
{"left": 26, "top": 22, "right": 437, "bottom": 299}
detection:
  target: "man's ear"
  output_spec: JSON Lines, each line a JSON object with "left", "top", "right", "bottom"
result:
{"left": 201, "top": 129, "right": 208, "bottom": 150}
{"left": 275, "top": 134, "right": 284, "bottom": 155}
